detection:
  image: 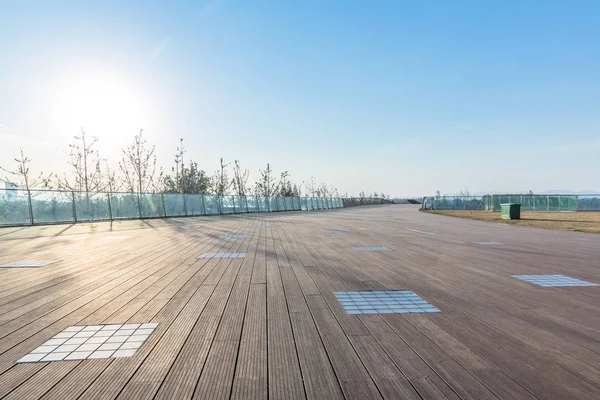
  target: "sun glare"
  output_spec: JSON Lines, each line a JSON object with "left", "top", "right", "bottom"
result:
{"left": 51, "top": 71, "right": 148, "bottom": 141}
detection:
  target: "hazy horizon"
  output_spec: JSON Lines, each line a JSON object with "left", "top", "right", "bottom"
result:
{"left": 2, "top": 1, "right": 599, "bottom": 196}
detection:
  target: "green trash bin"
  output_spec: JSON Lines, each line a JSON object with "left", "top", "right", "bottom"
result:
{"left": 500, "top": 203, "right": 521, "bottom": 220}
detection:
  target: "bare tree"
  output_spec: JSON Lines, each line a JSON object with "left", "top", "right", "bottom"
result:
{"left": 173, "top": 139, "right": 184, "bottom": 191}
{"left": 318, "top": 182, "right": 330, "bottom": 197}
{"left": 231, "top": 160, "right": 250, "bottom": 197}
{"left": 119, "top": 129, "right": 161, "bottom": 193}
{"left": 306, "top": 176, "right": 317, "bottom": 196}
{"left": 254, "top": 163, "right": 278, "bottom": 197}
{"left": 101, "top": 159, "right": 118, "bottom": 193}
{"left": 1, "top": 148, "right": 52, "bottom": 191}
{"left": 211, "top": 158, "right": 231, "bottom": 196}
{"left": 57, "top": 129, "right": 102, "bottom": 195}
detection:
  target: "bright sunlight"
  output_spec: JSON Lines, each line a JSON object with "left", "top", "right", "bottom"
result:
{"left": 51, "top": 70, "right": 149, "bottom": 140}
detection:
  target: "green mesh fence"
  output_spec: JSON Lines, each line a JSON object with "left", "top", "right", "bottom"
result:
{"left": 425, "top": 194, "right": 595, "bottom": 212}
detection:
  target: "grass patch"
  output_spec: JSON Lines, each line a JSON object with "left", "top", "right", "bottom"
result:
{"left": 423, "top": 210, "right": 600, "bottom": 234}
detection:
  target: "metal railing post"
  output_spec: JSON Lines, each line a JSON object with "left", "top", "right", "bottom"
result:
{"left": 137, "top": 193, "right": 143, "bottom": 219}
{"left": 182, "top": 193, "right": 188, "bottom": 216}
{"left": 161, "top": 193, "right": 167, "bottom": 217}
{"left": 71, "top": 191, "right": 77, "bottom": 223}
{"left": 200, "top": 194, "right": 207, "bottom": 215}
{"left": 26, "top": 189, "right": 34, "bottom": 225}
{"left": 107, "top": 192, "right": 113, "bottom": 221}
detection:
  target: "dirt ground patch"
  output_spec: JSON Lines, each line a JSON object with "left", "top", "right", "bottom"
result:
{"left": 423, "top": 210, "right": 600, "bottom": 234}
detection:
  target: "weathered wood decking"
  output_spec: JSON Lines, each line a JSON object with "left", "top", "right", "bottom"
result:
{"left": 0, "top": 205, "right": 599, "bottom": 399}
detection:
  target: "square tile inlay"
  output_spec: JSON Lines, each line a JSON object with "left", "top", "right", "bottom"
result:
{"left": 352, "top": 247, "right": 388, "bottom": 251}
{"left": 328, "top": 231, "right": 349, "bottom": 236}
{"left": 218, "top": 234, "right": 249, "bottom": 239}
{"left": 17, "top": 323, "right": 158, "bottom": 363}
{"left": 335, "top": 291, "right": 440, "bottom": 314}
{"left": 512, "top": 275, "right": 598, "bottom": 287}
{"left": 198, "top": 252, "right": 246, "bottom": 259}
{"left": 0, "top": 260, "right": 61, "bottom": 268}
{"left": 474, "top": 242, "right": 503, "bottom": 245}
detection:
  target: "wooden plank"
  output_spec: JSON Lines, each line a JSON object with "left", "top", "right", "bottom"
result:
{"left": 304, "top": 294, "right": 382, "bottom": 399}
{"left": 265, "top": 259, "right": 305, "bottom": 400}
{"left": 230, "top": 284, "right": 268, "bottom": 400}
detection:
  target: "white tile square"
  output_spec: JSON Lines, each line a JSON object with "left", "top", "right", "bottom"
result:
{"left": 114, "top": 329, "right": 136, "bottom": 336}
{"left": 140, "top": 323, "right": 158, "bottom": 329}
{"left": 78, "top": 343, "right": 101, "bottom": 352}
{"left": 89, "top": 350, "right": 115, "bottom": 359}
{"left": 65, "top": 351, "right": 93, "bottom": 360}
{"left": 41, "top": 352, "right": 69, "bottom": 362}
{"left": 112, "top": 349, "right": 137, "bottom": 358}
{"left": 64, "top": 338, "right": 87, "bottom": 345}
{"left": 119, "top": 342, "right": 142, "bottom": 350}
{"left": 135, "top": 328, "right": 154, "bottom": 335}
{"left": 44, "top": 339, "right": 67, "bottom": 346}
{"left": 87, "top": 336, "right": 108, "bottom": 344}
{"left": 74, "top": 331, "right": 95, "bottom": 338}
{"left": 55, "top": 344, "right": 79, "bottom": 353}
{"left": 32, "top": 345, "right": 58, "bottom": 354}
{"left": 98, "top": 343, "right": 121, "bottom": 351}
{"left": 127, "top": 334, "right": 149, "bottom": 342}
{"left": 17, "top": 353, "right": 46, "bottom": 363}
{"left": 83, "top": 325, "right": 103, "bottom": 332}
{"left": 121, "top": 324, "right": 141, "bottom": 330}
{"left": 94, "top": 330, "right": 116, "bottom": 337}
{"left": 106, "top": 336, "right": 127, "bottom": 344}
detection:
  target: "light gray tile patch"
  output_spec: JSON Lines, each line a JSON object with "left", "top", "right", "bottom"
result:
{"left": 113, "top": 349, "right": 137, "bottom": 358}
{"left": 334, "top": 290, "right": 440, "bottom": 315}
{"left": 328, "top": 231, "right": 349, "bottom": 236}
{"left": 198, "top": 252, "right": 246, "bottom": 259}
{"left": 65, "top": 351, "right": 93, "bottom": 361}
{"left": 0, "top": 260, "right": 61, "bottom": 268}
{"left": 513, "top": 275, "right": 598, "bottom": 287}
{"left": 218, "top": 233, "right": 249, "bottom": 239}
{"left": 474, "top": 242, "right": 504, "bottom": 245}
{"left": 353, "top": 247, "right": 388, "bottom": 252}
{"left": 16, "top": 322, "right": 159, "bottom": 363}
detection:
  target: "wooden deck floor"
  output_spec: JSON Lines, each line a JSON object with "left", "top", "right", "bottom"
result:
{"left": 0, "top": 205, "right": 599, "bottom": 399}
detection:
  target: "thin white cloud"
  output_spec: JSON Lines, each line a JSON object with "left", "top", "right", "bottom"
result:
{"left": 150, "top": 36, "right": 172, "bottom": 60}
{"left": 458, "top": 124, "right": 472, "bottom": 130}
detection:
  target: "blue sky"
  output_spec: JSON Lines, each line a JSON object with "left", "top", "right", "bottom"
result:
{"left": 1, "top": 0, "right": 599, "bottom": 196}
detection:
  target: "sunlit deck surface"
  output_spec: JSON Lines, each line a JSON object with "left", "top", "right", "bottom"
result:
{"left": 1, "top": 205, "right": 599, "bottom": 399}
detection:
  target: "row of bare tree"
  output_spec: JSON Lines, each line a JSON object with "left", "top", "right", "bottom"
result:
{"left": 1, "top": 129, "right": 389, "bottom": 199}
